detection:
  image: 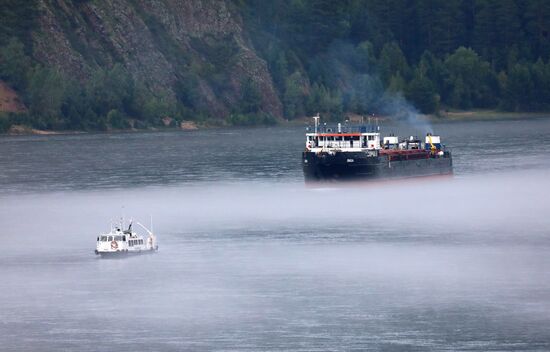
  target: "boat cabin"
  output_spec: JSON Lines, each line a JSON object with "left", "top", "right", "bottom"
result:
{"left": 97, "top": 234, "right": 126, "bottom": 242}
{"left": 306, "top": 132, "right": 381, "bottom": 150}
{"left": 305, "top": 115, "right": 446, "bottom": 154}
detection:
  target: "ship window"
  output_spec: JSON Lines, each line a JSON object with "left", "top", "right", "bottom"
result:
{"left": 115, "top": 236, "right": 122, "bottom": 241}
{"left": 108, "top": 236, "right": 113, "bottom": 241}
{"left": 368, "top": 135, "right": 375, "bottom": 141}
{"left": 101, "top": 236, "right": 107, "bottom": 241}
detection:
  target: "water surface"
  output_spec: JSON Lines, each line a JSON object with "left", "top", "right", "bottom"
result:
{"left": 1, "top": 119, "right": 550, "bottom": 351}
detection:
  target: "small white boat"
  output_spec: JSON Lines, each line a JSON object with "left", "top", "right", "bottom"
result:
{"left": 95, "top": 219, "right": 158, "bottom": 257}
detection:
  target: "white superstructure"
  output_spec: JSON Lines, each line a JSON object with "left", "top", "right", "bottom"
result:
{"left": 305, "top": 115, "right": 382, "bottom": 153}
{"left": 95, "top": 219, "right": 158, "bottom": 257}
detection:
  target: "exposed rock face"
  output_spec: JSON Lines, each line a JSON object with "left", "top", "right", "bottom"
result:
{"left": 31, "top": 0, "right": 283, "bottom": 118}
{"left": 0, "top": 80, "right": 26, "bottom": 113}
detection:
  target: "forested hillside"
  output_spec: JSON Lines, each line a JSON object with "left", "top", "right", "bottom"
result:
{"left": 1, "top": 0, "right": 550, "bottom": 132}
{"left": 242, "top": 0, "right": 550, "bottom": 118}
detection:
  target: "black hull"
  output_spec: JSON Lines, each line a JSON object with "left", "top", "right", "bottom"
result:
{"left": 302, "top": 151, "right": 452, "bottom": 182}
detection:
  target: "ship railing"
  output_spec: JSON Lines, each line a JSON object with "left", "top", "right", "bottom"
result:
{"left": 306, "top": 124, "right": 379, "bottom": 134}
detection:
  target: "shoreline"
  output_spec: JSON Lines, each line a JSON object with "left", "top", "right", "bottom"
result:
{"left": 3, "top": 110, "right": 550, "bottom": 136}
{"left": 428, "top": 110, "right": 550, "bottom": 122}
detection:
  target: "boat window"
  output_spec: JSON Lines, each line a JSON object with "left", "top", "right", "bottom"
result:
{"left": 108, "top": 236, "right": 113, "bottom": 241}
{"left": 140, "top": 239, "right": 143, "bottom": 245}
{"left": 115, "top": 236, "right": 122, "bottom": 241}
{"left": 101, "top": 236, "right": 107, "bottom": 241}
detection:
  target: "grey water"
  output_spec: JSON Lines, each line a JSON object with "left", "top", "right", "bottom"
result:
{"left": 1, "top": 118, "right": 550, "bottom": 351}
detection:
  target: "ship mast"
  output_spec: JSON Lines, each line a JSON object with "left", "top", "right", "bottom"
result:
{"left": 313, "top": 113, "right": 320, "bottom": 134}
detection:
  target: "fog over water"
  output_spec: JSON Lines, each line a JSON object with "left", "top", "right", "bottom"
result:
{"left": 1, "top": 118, "right": 550, "bottom": 351}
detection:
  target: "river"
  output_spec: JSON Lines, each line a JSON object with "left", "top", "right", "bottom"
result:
{"left": 1, "top": 118, "right": 550, "bottom": 351}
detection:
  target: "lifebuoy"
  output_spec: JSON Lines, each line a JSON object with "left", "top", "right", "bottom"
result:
{"left": 111, "top": 241, "right": 118, "bottom": 250}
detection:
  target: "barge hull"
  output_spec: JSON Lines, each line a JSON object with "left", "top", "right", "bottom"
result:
{"left": 302, "top": 151, "right": 453, "bottom": 182}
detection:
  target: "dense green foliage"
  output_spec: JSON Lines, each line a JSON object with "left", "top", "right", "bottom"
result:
{"left": 243, "top": 0, "right": 550, "bottom": 118}
{"left": 2, "top": 0, "right": 550, "bottom": 132}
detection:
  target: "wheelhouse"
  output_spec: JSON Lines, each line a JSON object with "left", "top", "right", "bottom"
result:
{"left": 306, "top": 132, "right": 381, "bottom": 150}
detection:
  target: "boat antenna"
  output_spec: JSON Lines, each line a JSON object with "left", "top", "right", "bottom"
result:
{"left": 313, "top": 113, "right": 320, "bottom": 134}
{"left": 121, "top": 205, "right": 125, "bottom": 230}
{"left": 150, "top": 215, "right": 154, "bottom": 235}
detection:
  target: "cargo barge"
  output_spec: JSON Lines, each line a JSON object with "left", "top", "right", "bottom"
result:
{"left": 302, "top": 115, "right": 452, "bottom": 182}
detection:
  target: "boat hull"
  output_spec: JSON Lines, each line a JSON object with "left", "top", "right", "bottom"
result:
{"left": 95, "top": 248, "right": 158, "bottom": 258}
{"left": 302, "top": 150, "right": 453, "bottom": 182}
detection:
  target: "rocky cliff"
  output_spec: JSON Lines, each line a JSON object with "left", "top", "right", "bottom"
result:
{"left": 31, "top": 0, "right": 282, "bottom": 118}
